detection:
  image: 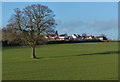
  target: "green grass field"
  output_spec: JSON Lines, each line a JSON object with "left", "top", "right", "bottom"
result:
{"left": 2, "top": 42, "right": 118, "bottom": 80}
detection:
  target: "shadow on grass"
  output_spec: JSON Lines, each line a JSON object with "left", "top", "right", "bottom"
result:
{"left": 75, "top": 51, "right": 119, "bottom": 56}
{"left": 48, "top": 51, "right": 119, "bottom": 59}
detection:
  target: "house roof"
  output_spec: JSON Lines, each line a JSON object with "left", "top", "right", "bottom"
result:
{"left": 96, "top": 36, "right": 105, "bottom": 38}
{"left": 48, "top": 34, "right": 57, "bottom": 37}
{"left": 59, "top": 34, "right": 67, "bottom": 37}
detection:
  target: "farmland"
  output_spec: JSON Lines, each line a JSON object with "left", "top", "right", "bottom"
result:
{"left": 2, "top": 42, "right": 118, "bottom": 80}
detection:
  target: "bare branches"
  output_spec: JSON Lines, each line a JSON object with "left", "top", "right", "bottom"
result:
{"left": 7, "top": 4, "right": 56, "bottom": 47}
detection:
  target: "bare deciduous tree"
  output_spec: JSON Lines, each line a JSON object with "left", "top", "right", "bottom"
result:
{"left": 2, "top": 27, "right": 21, "bottom": 44}
{"left": 8, "top": 4, "right": 56, "bottom": 59}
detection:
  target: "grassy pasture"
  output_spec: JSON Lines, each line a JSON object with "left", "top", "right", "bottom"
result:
{"left": 2, "top": 42, "right": 118, "bottom": 80}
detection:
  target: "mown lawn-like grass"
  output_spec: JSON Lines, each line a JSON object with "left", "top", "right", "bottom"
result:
{"left": 2, "top": 42, "right": 118, "bottom": 80}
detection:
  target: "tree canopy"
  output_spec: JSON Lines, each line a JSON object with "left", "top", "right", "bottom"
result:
{"left": 7, "top": 4, "right": 56, "bottom": 58}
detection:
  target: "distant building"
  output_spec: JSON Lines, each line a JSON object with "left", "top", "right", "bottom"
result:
{"left": 71, "top": 34, "right": 82, "bottom": 40}
{"left": 57, "top": 34, "right": 68, "bottom": 40}
{"left": 96, "top": 36, "right": 107, "bottom": 41}
{"left": 77, "top": 34, "right": 82, "bottom": 39}
{"left": 87, "top": 35, "right": 95, "bottom": 39}
{"left": 45, "top": 34, "right": 57, "bottom": 40}
{"left": 71, "top": 34, "right": 77, "bottom": 39}
{"left": 82, "top": 36, "right": 87, "bottom": 39}
{"left": 44, "top": 32, "right": 107, "bottom": 41}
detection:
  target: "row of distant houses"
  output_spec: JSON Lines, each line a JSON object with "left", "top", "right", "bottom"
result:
{"left": 44, "top": 33, "right": 107, "bottom": 41}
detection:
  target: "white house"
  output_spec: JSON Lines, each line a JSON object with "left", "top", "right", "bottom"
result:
{"left": 71, "top": 34, "right": 77, "bottom": 39}
{"left": 45, "top": 34, "right": 57, "bottom": 40}
{"left": 87, "top": 35, "right": 94, "bottom": 39}
{"left": 57, "top": 34, "right": 68, "bottom": 40}
{"left": 71, "top": 34, "right": 82, "bottom": 40}
{"left": 96, "top": 36, "right": 107, "bottom": 41}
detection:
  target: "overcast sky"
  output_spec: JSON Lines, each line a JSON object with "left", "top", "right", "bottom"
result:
{"left": 2, "top": 2, "right": 118, "bottom": 40}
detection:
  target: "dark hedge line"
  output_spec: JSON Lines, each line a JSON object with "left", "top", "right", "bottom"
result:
{"left": 47, "top": 39, "right": 103, "bottom": 44}
{"left": 2, "top": 41, "right": 21, "bottom": 47}
{"left": 2, "top": 39, "right": 105, "bottom": 47}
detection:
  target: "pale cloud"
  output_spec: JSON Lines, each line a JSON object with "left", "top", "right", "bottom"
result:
{"left": 56, "top": 20, "right": 86, "bottom": 34}
{"left": 88, "top": 20, "right": 118, "bottom": 31}
{"left": 57, "top": 19, "right": 118, "bottom": 34}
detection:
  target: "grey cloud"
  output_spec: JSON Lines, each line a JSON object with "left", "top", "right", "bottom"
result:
{"left": 87, "top": 20, "right": 118, "bottom": 31}
{"left": 56, "top": 20, "right": 86, "bottom": 33}
{"left": 56, "top": 19, "right": 118, "bottom": 34}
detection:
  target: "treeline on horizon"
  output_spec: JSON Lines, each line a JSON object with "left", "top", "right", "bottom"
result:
{"left": 1, "top": 27, "right": 119, "bottom": 47}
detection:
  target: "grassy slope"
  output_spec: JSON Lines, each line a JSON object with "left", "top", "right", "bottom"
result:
{"left": 2, "top": 42, "right": 118, "bottom": 80}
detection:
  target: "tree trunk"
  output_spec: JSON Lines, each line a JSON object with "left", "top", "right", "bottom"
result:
{"left": 31, "top": 47, "right": 38, "bottom": 59}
